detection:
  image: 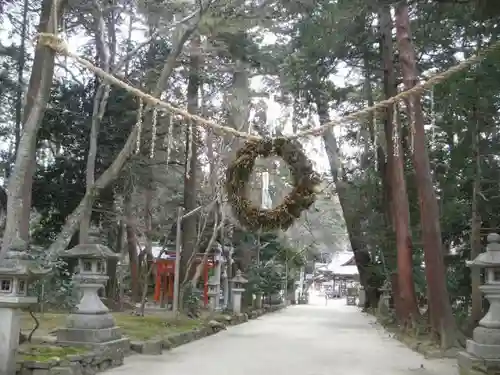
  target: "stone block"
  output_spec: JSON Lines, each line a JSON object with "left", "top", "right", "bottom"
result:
{"left": 57, "top": 327, "right": 122, "bottom": 344}
{"left": 24, "top": 361, "right": 52, "bottom": 369}
{"left": 458, "top": 350, "right": 500, "bottom": 375}
{"left": 467, "top": 339, "right": 500, "bottom": 360}
{"left": 68, "top": 364, "right": 82, "bottom": 375}
{"left": 65, "top": 314, "right": 116, "bottom": 331}
{"left": 49, "top": 367, "right": 74, "bottom": 375}
{"left": 98, "top": 360, "right": 111, "bottom": 371}
{"left": 111, "top": 358, "right": 123, "bottom": 367}
{"left": 58, "top": 337, "right": 130, "bottom": 356}
{"left": 81, "top": 365, "right": 95, "bottom": 375}
{"left": 161, "top": 338, "right": 174, "bottom": 350}
{"left": 474, "top": 326, "right": 500, "bottom": 346}
{"left": 130, "top": 340, "right": 162, "bottom": 355}
{"left": 65, "top": 355, "right": 83, "bottom": 362}
{"left": 19, "top": 367, "right": 33, "bottom": 375}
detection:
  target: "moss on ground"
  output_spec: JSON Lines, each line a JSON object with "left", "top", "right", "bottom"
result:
{"left": 20, "top": 311, "right": 203, "bottom": 340}
{"left": 19, "top": 345, "right": 89, "bottom": 362}
{"left": 114, "top": 314, "right": 202, "bottom": 340}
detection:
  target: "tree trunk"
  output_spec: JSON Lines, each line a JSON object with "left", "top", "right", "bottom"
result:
{"left": 395, "top": 2, "right": 457, "bottom": 348}
{"left": 468, "top": 93, "right": 482, "bottom": 333}
{"left": 379, "top": 3, "right": 419, "bottom": 326}
{"left": 180, "top": 35, "right": 201, "bottom": 290}
{"left": 362, "top": 46, "right": 396, "bottom": 273}
{"left": 124, "top": 189, "right": 140, "bottom": 302}
{"left": 13, "top": 0, "right": 29, "bottom": 164}
{"left": 80, "top": 2, "right": 115, "bottom": 244}
{"left": 316, "top": 96, "right": 379, "bottom": 309}
{"left": 221, "top": 51, "right": 251, "bottom": 304}
{"left": 1, "top": 0, "right": 67, "bottom": 259}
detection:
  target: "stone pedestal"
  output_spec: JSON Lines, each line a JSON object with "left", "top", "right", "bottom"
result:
{"left": 457, "top": 351, "right": 500, "bottom": 375}
{"left": 0, "top": 240, "right": 49, "bottom": 375}
{"left": 0, "top": 307, "right": 19, "bottom": 375}
{"left": 57, "top": 273, "right": 128, "bottom": 349}
{"left": 458, "top": 233, "right": 500, "bottom": 375}
{"left": 0, "top": 297, "right": 36, "bottom": 375}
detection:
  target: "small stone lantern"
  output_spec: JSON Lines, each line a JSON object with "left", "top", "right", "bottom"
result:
{"left": 458, "top": 233, "right": 500, "bottom": 373}
{"left": 57, "top": 243, "right": 129, "bottom": 353}
{"left": 231, "top": 270, "right": 247, "bottom": 314}
{"left": 0, "top": 240, "right": 50, "bottom": 375}
{"left": 254, "top": 291, "right": 263, "bottom": 309}
{"left": 357, "top": 286, "right": 366, "bottom": 307}
{"left": 377, "top": 279, "right": 392, "bottom": 315}
{"left": 207, "top": 283, "right": 218, "bottom": 311}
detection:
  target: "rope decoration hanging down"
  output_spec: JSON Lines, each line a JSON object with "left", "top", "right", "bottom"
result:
{"left": 36, "top": 32, "right": 500, "bottom": 230}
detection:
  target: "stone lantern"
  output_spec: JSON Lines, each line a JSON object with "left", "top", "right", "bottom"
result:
{"left": 357, "top": 285, "right": 366, "bottom": 307}
{"left": 56, "top": 243, "right": 129, "bottom": 354}
{"left": 231, "top": 270, "right": 247, "bottom": 314}
{"left": 377, "top": 279, "right": 392, "bottom": 316}
{"left": 458, "top": 233, "right": 500, "bottom": 374}
{"left": 0, "top": 240, "right": 50, "bottom": 375}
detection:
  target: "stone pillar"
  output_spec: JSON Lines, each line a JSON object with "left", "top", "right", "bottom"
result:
{"left": 231, "top": 270, "right": 248, "bottom": 314}
{"left": 254, "top": 292, "right": 263, "bottom": 309}
{"left": 211, "top": 247, "right": 223, "bottom": 311}
{"left": 358, "top": 286, "right": 366, "bottom": 307}
{"left": 458, "top": 233, "right": 500, "bottom": 375}
{"left": 0, "top": 240, "right": 49, "bottom": 375}
{"left": 207, "top": 283, "right": 218, "bottom": 311}
{"left": 232, "top": 289, "right": 243, "bottom": 314}
{"left": 377, "top": 281, "right": 392, "bottom": 316}
{"left": 0, "top": 307, "right": 21, "bottom": 375}
{"left": 223, "top": 244, "right": 234, "bottom": 309}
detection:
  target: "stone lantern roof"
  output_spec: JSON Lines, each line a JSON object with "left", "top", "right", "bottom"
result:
{"left": 231, "top": 270, "right": 248, "bottom": 284}
{"left": 0, "top": 239, "right": 50, "bottom": 277}
{"left": 467, "top": 233, "right": 500, "bottom": 268}
{"left": 61, "top": 243, "right": 119, "bottom": 260}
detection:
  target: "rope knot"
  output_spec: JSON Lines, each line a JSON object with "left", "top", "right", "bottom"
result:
{"left": 36, "top": 32, "right": 68, "bottom": 54}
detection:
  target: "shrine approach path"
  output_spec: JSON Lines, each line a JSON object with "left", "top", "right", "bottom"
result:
{"left": 105, "top": 299, "right": 458, "bottom": 375}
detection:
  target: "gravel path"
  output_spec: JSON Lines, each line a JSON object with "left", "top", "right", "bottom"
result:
{"left": 105, "top": 299, "right": 458, "bottom": 375}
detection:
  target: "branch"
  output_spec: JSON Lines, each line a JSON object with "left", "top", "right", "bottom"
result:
{"left": 190, "top": 212, "right": 221, "bottom": 288}
{"left": 46, "top": 1, "right": 209, "bottom": 256}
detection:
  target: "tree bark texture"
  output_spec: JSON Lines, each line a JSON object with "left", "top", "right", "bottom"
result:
{"left": 316, "top": 97, "right": 379, "bottom": 309}
{"left": 468, "top": 92, "right": 483, "bottom": 332}
{"left": 395, "top": 1, "right": 457, "bottom": 348}
{"left": 80, "top": 2, "right": 115, "bottom": 244}
{"left": 1, "top": 0, "right": 67, "bottom": 259}
{"left": 180, "top": 35, "right": 201, "bottom": 287}
{"left": 379, "top": 4, "right": 419, "bottom": 325}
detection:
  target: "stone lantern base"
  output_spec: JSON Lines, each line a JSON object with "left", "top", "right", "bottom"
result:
{"left": 457, "top": 350, "right": 500, "bottom": 375}
{"left": 57, "top": 316, "right": 130, "bottom": 353}
{"left": 56, "top": 283, "right": 130, "bottom": 355}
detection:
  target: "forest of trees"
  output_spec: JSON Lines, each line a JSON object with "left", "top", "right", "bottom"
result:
{"left": 0, "top": 0, "right": 499, "bottom": 350}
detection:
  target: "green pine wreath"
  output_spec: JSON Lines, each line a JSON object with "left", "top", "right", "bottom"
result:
{"left": 226, "top": 138, "right": 321, "bottom": 232}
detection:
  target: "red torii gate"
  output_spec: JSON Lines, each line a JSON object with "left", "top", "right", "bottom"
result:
{"left": 152, "top": 251, "right": 216, "bottom": 307}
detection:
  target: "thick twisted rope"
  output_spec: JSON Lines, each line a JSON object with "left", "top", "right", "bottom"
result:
{"left": 38, "top": 33, "right": 500, "bottom": 141}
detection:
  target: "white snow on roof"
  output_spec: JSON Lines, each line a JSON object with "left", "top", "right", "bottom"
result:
{"left": 327, "top": 251, "right": 358, "bottom": 276}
